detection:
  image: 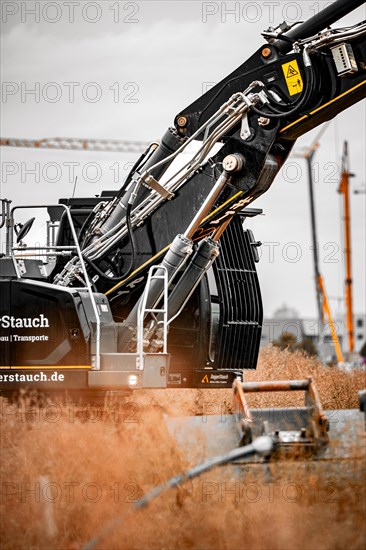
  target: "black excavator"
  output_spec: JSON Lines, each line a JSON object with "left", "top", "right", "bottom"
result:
{"left": 1, "top": 0, "right": 365, "bottom": 401}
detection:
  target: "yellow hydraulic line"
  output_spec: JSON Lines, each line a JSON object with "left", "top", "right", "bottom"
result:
{"left": 105, "top": 191, "right": 244, "bottom": 297}
{"left": 338, "top": 142, "right": 354, "bottom": 353}
{"left": 317, "top": 274, "right": 344, "bottom": 363}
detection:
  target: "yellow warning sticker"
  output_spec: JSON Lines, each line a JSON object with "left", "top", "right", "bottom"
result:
{"left": 281, "top": 59, "right": 303, "bottom": 96}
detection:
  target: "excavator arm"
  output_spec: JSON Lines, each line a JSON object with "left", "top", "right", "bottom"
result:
{"left": 1, "top": 0, "right": 365, "bottom": 393}
{"left": 55, "top": 0, "right": 366, "bottom": 295}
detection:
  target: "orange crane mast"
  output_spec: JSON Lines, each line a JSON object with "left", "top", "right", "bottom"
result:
{"left": 338, "top": 142, "right": 354, "bottom": 353}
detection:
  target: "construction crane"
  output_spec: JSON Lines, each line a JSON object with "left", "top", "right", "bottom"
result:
{"left": 0, "top": 137, "right": 149, "bottom": 153}
{"left": 293, "top": 128, "right": 344, "bottom": 363}
{"left": 338, "top": 141, "right": 355, "bottom": 353}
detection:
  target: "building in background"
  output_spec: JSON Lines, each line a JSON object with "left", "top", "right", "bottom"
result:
{"left": 261, "top": 304, "right": 366, "bottom": 362}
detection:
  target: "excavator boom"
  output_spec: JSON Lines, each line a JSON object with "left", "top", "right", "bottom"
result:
{"left": 0, "top": 0, "right": 365, "bottom": 395}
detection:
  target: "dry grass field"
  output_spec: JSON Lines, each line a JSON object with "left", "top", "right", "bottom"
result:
{"left": 1, "top": 346, "right": 365, "bottom": 550}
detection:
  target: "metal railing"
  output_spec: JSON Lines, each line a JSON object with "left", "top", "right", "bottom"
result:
{"left": 137, "top": 265, "right": 168, "bottom": 370}
{"left": 8, "top": 204, "right": 101, "bottom": 370}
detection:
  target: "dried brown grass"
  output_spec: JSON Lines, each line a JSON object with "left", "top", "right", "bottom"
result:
{"left": 135, "top": 345, "right": 366, "bottom": 414}
{"left": 0, "top": 345, "right": 365, "bottom": 550}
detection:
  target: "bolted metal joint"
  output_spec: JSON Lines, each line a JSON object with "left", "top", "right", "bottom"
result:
{"left": 258, "top": 116, "right": 270, "bottom": 126}
{"left": 177, "top": 116, "right": 188, "bottom": 127}
{"left": 222, "top": 154, "right": 246, "bottom": 174}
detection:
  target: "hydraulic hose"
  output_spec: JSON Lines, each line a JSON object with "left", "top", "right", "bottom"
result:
{"left": 82, "top": 435, "right": 275, "bottom": 550}
{"left": 251, "top": 63, "right": 314, "bottom": 120}
{"left": 82, "top": 202, "right": 137, "bottom": 283}
{"left": 274, "top": 0, "right": 366, "bottom": 53}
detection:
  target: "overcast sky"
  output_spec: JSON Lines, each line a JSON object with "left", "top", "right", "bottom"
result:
{"left": 1, "top": 0, "right": 365, "bottom": 319}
